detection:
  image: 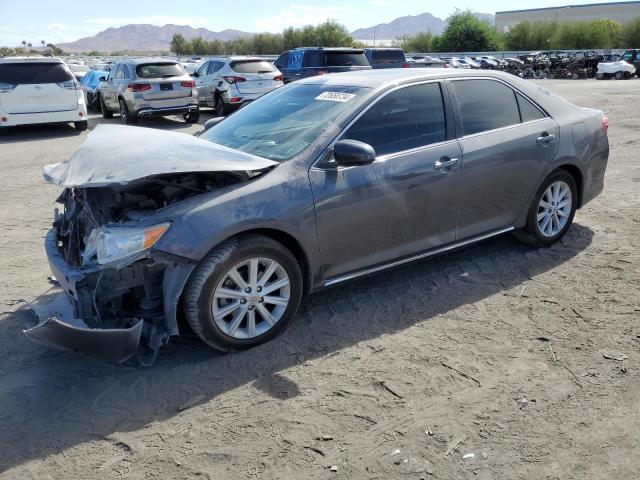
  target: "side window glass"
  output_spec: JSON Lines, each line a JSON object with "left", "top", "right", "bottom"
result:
{"left": 451, "top": 79, "right": 520, "bottom": 136}
{"left": 342, "top": 83, "right": 446, "bottom": 156}
{"left": 288, "top": 51, "right": 304, "bottom": 69}
{"left": 275, "top": 52, "right": 289, "bottom": 69}
{"left": 622, "top": 51, "right": 633, "bottom": 61}
{"left": 108, "top": 65, "right": 119, "bottom": 80}
{"left": 208, "top": 61, "right": 222, "bottom": 75}
{"left": 115, "top": 65, "right": 125, "bottom": 80}
{"left": 516, "top": 93, "right": 545, "bottom": 123}
{"left": 197, "top": 62, "right": 208, "bottom": 76}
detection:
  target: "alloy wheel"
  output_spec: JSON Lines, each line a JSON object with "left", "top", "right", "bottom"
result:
{"left": 212, "top": 257, "right": 291, "bottom": 339}
{"left": 537, "top": 180, "right": 572, "bottom": 238}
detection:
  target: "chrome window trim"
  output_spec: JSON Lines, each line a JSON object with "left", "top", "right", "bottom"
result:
{"left": 324, "top": 226, "right": 515, "bottom": 287}
{"left": 311, "top": 79, "right": 448, "bottom": 170}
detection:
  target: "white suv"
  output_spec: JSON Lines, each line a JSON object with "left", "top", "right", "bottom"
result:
{"left": 0, "top": 57, "right": 88, "bottom": 131}
{"left": 194, "top": 57, "right": 284, "bottom": 116}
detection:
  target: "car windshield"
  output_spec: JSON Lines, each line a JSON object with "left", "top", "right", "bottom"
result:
{"left": 201, "top": 84, "right": 368, "bottom": 161}
{"left": 0, "top": 63, "right": 73, "bottom": 84}
{"left": 230, "top": 60, "right": 278, "bottom": 74}
{"left": 135, "top": 63, "right": 185, "bottom": 78}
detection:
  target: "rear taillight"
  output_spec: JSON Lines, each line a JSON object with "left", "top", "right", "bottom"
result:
{"left": 443, "top": 64, "right": 449, "bottom": 68}
{"left": 222, "top": 76, "right": 246, "bottom": 84}
{"left": 402, "top": 63, "right": 410, "bottom": 68}
{"left": 58, "top": 80, "right": 79, "bottom": 90}
{"left": 273, "top": 74, "right": 284, "bottom": 82}
{"left": 128, "top": 83, "right": 152, "bottom": 92}
{"left": 0, "top": 82, "right": 16, "bottom": 92}
{"left": 181, "top": 80, "right": 195, "bottom": 88}
{"left": 316, "top": 70, "right": 329, "bottom": 76}
{"left": 601, "top": 115, "right": 609, "bottom": 134}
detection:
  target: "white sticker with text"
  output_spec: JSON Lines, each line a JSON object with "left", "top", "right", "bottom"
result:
{"left": 315, "top": 91, "right": 356, "bottom": 102}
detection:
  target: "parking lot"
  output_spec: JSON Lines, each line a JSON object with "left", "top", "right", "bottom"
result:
{"left": 0, "top": 79, "right": 638, "bottom": 479}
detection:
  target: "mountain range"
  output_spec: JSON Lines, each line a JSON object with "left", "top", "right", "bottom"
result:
{"left": 56, "top": 12, "right": 495, "bottom": 52}
{"left": 58, "top": 24, "right": 252, "bottom": 53}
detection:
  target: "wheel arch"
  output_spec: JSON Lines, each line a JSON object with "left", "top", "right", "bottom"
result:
{"left": 196, "top": 228, "right": 313, "bottom": 295}
{"left": 554, "top": 163, "right": 584, "bottom": 208}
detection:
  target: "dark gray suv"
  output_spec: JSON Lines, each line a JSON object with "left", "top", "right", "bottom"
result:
{"left": 28, "top": 69, "right": 609, "bottom": 364}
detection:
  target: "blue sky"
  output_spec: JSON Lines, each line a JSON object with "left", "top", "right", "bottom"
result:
{"left": 0, "top": 0, "right": 626, "bottom": 46}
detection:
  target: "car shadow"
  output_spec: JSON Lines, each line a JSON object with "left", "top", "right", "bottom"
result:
{"left": 0, "top": 225, "right": 594, "bottom": 472}
{"left": 0, "top": 110, "right": 217, "bottom": 143}
{"left": 0, "top": 123, "right": 85, "bottom": 144}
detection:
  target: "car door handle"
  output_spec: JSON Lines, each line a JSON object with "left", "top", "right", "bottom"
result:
{"left": 536, "top": 133, "right": 555, "bottom": 145}
{"left": 434, "top": 157, "right": 459, "bottom": 170}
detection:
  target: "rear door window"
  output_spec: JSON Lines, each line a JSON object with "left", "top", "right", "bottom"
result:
{"left": 230, "top": 60, "right": 277, "bottom": 74}
{"left": 516, "top": 93, "right": 546, "bottom": 122}
{"left": 208, "top": 61, "right": 224, "bottom": 74}
{"left": 343, "top": 82, "right": 447, "bottom": 156}
{"left": 115, "top": 65, "right": 127, "bottom": 80}
{"left": 275, "top": 52, "right": 289, "bottom": 69}
{"left": 0, "top": 62, "right": 73, "bottom": 84}
{"left": 136, "top": 63, "right": 185, "bottom": 78}
{"left": 325, "top": 52, "right": 369, "bottom": 67}
{"left": 370, "top": 50, "right": 406, "bottom": 65}
{"left": 451, "top": 79, "right": 521, "bottom": 136}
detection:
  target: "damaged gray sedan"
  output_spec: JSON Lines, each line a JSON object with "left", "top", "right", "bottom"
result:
{"left": 27, "top": 69, "right": 608, "bottom": 364}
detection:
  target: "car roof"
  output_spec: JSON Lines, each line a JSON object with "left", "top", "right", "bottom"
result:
{"left": 0, "top": 56, "right": 62, "bottom": 64}
{"left": 296, "top": 68, "right": 520, "bottom": 89}
{"left": 118, "top": 58, "right": 179, "bottom": 65}
{"left": 292, "top": 47, "right": 364, "bottom": 52}
{"left": 211, "top": 56, "right": 272, "bottom": 62}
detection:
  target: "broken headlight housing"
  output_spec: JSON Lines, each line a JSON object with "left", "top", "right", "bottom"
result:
{"left": 83, "top": 223, "right": 170, "bottom": 265}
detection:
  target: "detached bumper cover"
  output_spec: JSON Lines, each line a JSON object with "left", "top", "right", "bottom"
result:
{"left": 24, "top": 228, "right": 195, "bottom": 364}
{"left": 24, "top": 294, "right": 143, "bottom": 364}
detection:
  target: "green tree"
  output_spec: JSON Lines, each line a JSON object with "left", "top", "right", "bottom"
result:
{"left": 395, "top": 32, "right": 436, "bottom": 52}
{"left": 622, "top": 17, "right": 640, "bottom": 47}
{"left": 170, "top": 34, "right": 190, "bottom": 55}
{"left": 436, "top": 10, "right": 502, "bottom": 52}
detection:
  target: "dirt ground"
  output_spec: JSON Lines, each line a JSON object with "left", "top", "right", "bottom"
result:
{"left": 0, "top": 79, "right": 638, "bottom": 480}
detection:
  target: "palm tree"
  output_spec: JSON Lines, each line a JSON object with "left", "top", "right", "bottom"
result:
{"left": 21, "top": 40, "right": 26, "bottom": 51}
{"left": 41, "top": 40, "right": 45, "bottom": 50}
{"left": 27, "top": 43, "right": 32, "bottom": 53}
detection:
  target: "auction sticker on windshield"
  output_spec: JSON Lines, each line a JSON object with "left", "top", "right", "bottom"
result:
{"left": 315, "top": 91, "right": 356, "bottom": 102}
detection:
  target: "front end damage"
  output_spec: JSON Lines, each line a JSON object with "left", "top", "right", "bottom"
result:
{"left": 26, "top": 125, "right": 277, "bottom": 364}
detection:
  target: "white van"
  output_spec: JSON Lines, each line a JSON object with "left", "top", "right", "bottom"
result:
{"left": 0, "top": 57, "right": 87, "bottom": 131}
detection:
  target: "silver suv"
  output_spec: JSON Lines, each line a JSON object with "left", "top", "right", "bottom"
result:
{"left": 193, "top": 57, "right": 283, "bottom": 116}
{"left": 97, "top": 59, "right": 199, "bottom": 124}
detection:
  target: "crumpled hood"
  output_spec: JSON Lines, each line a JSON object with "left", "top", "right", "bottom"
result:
{"left": 43, "top": 124, "right": 278, "bottom": 188}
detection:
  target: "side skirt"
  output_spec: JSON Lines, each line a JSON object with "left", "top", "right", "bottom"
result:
{"left": 324, "top": 226, "right": 515, "bottom": 287}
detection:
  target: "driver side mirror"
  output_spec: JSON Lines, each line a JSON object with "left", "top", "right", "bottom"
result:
{"left": 333, "top": 140, "right": 376, "bottom": 166}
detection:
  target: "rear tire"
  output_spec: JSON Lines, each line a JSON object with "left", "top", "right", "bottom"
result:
{"left": 99, "top": 94, "right": 113, "bottom": 119}
{"left": 615, "top": 71, "right": 624, "bottom": 80}
{"left": 119, "top": 98, "right": 137, "bottom": 125}
{"left": 515, "top": 169, "right": 577, "bottom": 247}
{"left": 215, "top": 95, "right": 228, "bottom": 117}
{"left": 183, "top": 234, "right": 303, "bottom": 352}
{"left": 183, "top": 107, "right": 200, "bottom": 123}
{"left": 74, "top": 121, "right": 88, "bottom": 131}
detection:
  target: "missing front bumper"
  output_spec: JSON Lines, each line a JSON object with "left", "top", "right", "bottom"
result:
{"left": 24, "top": 294, "right": 143, "bottom": 363}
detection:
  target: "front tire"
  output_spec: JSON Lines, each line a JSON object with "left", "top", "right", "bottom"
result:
{"left": 183, "top": 235, "right": 303, "bottom": 352}
{"left": 515, "top": 170, "right": 577, "bottom": 247}
{"left": 99, "top": 94, "right": 113, "bottom": 119}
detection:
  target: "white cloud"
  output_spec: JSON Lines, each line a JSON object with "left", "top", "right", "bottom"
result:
{"left": 252, "top": 3, "right": 357, "bottom": 33}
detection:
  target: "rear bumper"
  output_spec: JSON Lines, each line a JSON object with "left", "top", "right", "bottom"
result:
{"left": 135, "top": 104, "right": 198, "bottom": 118}
{"left": 0, "top": 106, "right": 87, "bottom": 127}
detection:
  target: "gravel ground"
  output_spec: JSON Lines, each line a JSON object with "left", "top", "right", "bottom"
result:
{"left": 0, "top": 80, "right": 638, "bottom": 480}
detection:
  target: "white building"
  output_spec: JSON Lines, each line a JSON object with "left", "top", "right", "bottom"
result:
{"left": 495, "top": 1, "right": 640, "bottom": 31}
